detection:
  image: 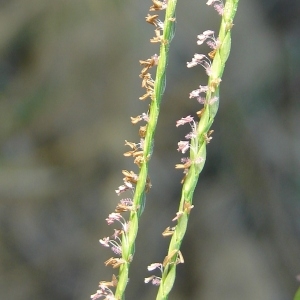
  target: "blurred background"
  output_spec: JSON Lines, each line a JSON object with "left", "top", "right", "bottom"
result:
{"left": 0, "top": 0, "right": 300, "bottom": 299}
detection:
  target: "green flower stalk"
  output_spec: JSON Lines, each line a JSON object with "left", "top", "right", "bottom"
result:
{"left": 91, "top": 1, "right": 177, "bottom": 299}
{"left": 145, "top": 1, "right": 239, "bottom": 299}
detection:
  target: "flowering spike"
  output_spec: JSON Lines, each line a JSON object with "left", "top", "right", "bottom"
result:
{"left": 155, "top": 1, "right": 240, "bottom": 299}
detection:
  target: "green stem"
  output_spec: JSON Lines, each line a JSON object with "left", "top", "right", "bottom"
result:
{"left": 155, "top": 1, "right": 239, "bottom": 299}
{"left": 114, "top": 1, "right": 177, "bottom": 299}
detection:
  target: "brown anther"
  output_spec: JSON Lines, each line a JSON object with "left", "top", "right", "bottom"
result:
{"left": 146, "top": 78, "right": 155, "bottom": 87}
{"left": 139, "top": 90, "right": 153, "bottom": 101}
{"left": 104, "top": 257, "right": 114, "bottom": 266}
{"left": 104, "top": 257, "right": 126, "bottom": 269}
{"left": 150, "top": 0, "right": 166, "bottom": 11}
{"left": 111, "top": 274, "right": 118, "bottom": 286}
{"left": 172, "top": 211, "right": 183, "bottom": 221}
{"left": 139, "top": 125, "right": 147, "bottom": 138}
{"left": 175, "top": 164, "right": 186, "bottom": 169}
{"left": 134, "top": 155, "right": 145, "bottom": 167}
{"left": 183, "top": 201, "right": 194, "bottom": 214}
{"left": 209, "top": 77, "right": 221, "bottom": 92}
{"left": 177, "top": 250, "right": 184, "bottom": 264}
{"left": 204, "top": 132, "right": 213, "bottom": 143}
{"left": 162, "top": 226, "right": 175, "bottom": 237}
{"left": 122, "top": 169, "right": 138, "bottom": 179}
{"left": 122, "top": 170, "right": 138, "bottom": 184}
{"left": 123, "top": 150, "right": 135, "bottom": 157}
{"left": 132, "top": 150, "right": 144, "bottom": 158}
{"left": 115, "top": 204, "right": 133, "bottom": 213}
{"left": 99, "top": 274, "right": 118, "bottom": 288}
{"left": 196, "top": 108, "right": 205, "bottom": 118}
{"left": 140, "top": 66, "right": 150, "bottom": 76}
{"left": 150, "top": 28, "right": 163, "bottom": 43}
{"left": 163, "top": 249, "right": 178, "bottom": 267}
{"left": 208, "top": 49, "right": 217, "bottom": 59}
{"left": 131, "top": 115, "right": 142, "bottom": 124}
{"left": 99, "top": 280, "right": 113, "bottom": 287}
{"left": 145, "top": 14, "right": 159, "bottom": 26}
{"left": 140, "top": 73, "right": 152, "bottom": 87}
{"left": 139, "top": 55, "right": 159, "bottom": 75}
{"left": 150, "top": 36, "right": 161, "bottom": 43}
{"left": 175, "top": 160, "right": 192, "bottom": 169}
{"left": 141, "top": 77, "right": 155, "bottom": 91}
{"left": 125, "top": 140, "right": 137, "bottom": 150}
{"left": 207, "top": 130, "right": 214, "bottom": 137}
{"left": 180, "top": 173, "right": 187, "bottom": 184}
{"left": 145, "top": 177, "right": 152, "bottom": 192}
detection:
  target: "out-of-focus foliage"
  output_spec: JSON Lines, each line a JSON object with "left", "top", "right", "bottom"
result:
{"left": 294, "top": 287, "right": 300, "bottom": 300}
{"left": 0, "top": 0, "right": 300, "bottom": 299}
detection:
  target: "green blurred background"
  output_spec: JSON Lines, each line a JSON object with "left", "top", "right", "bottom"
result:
{"left": 0, "top": 0, "right": 300, "bottom": 299}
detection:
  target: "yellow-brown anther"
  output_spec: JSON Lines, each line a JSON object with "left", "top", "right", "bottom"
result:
{"left": 150, "top": 36, "right": 161, "bottom": 43}
{"left": 139, "top": 90, "right": 153, "bottom": 101}
{"left": 172, "top": 211, "right": 183, "bottom": 221}
{"left": 183, "top": 201, "right": 194, "bottom": 214}
{"left": 175, "top": 164, "right": 186, "bottom": 169}
{"left": 209, "top": 77, "right": 221, "bottom": 92}
{"left": 115, "top": 203, "right": 134, "bottom": 213}
{"left": 140, "top": 66, "right": 150, "bottom": 76}
{"left": 150, "top": 0, "right": 166, "bottom": 11}
{"left": 150, "top": 28, "right": 163, "bottom": 43}
{"left": 111, "top": 274, "right": 118, "bottom": 286}
{"left": 125, "top": 140, "right": 137, "bottom": 150}
{"left": 162, "top": 249, "right": 178, "bottom": 267}
{"left": 175, "top": 160, "right": 192, "bottom": 169}
{"left": 99, "top": 274, "right": 118, "bottom": 287}
{"left": 139, "top": 55, "right": 159, "bottom": 68}
{"left": 104, "top": 257, "right": 126, "bottom": 269}
{"left": 208, "top": 49, "right": 217, "bottom": 59}
{"left": 204, "top": 132, "right": 213, "bottom": 143}
{"left": 176, "top": 250, "right": 184, "bottom": 264}
{"left": 197, "top": 108, "right": 205, "bottom": 118}
{"left": 131, "top": 115, "right": 142, "bottom": 124}
{"left": 207, "top": 130, "right": 214, "bottom": 137}
{"left": 132, "top": 150, "right": 144, "bottom": 158}
{"left": 139, "top": 56, "right": 159, "bottom": 75}
{"left": 162, "top": 226, "right": 175, "bottom": 237}
{"left": 145, "top": 14, "right": 159, "bottom": 26}
{"left": 146, "top": 78, "right": 155, "bottom": 88}
{"left": 124, "top": 150, "right": 135, "bottom": 157}
{"left": 141, "top": 73, "right": 154, "bottom": 88}
{"left": 180, "top": 173, "right": 187, "bottom": 184}
{"left": 134, "top": 155, "right": 145, "bottom": 167}
{"left": 122, "top": 170, "right": 138, "bottom": 183}
{"left": 139, "top": 125, "right": 147, "bottom": 138}
{"left": 140, "top": 73, "right": 149, "bottom": 86}
{"left": 145, "top": 177, "right": 152, "bottom": 192}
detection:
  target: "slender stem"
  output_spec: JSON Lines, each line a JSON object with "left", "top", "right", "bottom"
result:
{"left": 155, "top": 1, "right": 239, "bottom": 299}
{"left": 114, "top": 1, "right": 177, "bottom": 299}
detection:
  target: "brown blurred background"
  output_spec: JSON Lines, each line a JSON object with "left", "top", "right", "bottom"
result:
{"left": 0, "top": 0, "right": 300, "bottom": 299}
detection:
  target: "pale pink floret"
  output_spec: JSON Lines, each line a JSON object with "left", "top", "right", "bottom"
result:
{"left": 206, "top": 0, "right": 224, "bottom": 15}
{"left": 176, "top": 115, "right": 194, "bottom": 127}
{"left": 177, "top": 141, "right": 190, "bottom": 154}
